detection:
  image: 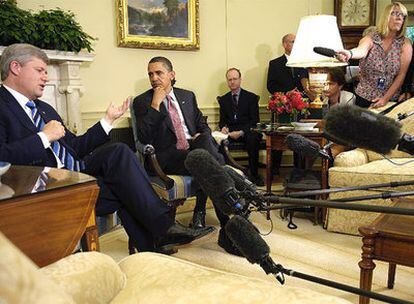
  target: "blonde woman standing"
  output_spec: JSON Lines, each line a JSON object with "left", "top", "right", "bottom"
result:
{"left": 337, "top": 2, "right": 412, "bottom": 109}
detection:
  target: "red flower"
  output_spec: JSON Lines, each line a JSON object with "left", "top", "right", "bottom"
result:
{"left": 267, "top": 89, "right": 309, "bottom": 116}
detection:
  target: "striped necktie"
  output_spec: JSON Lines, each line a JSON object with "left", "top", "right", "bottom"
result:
{"left": 166, "top": 95, "right": 189, "bottom": 150}
{"left": 26, "top": 101, "right": 84, "bottom": 172}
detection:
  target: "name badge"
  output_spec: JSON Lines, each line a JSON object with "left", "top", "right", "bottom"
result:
{"left": 377, "top": 77, "right": 386, "bottom": 90}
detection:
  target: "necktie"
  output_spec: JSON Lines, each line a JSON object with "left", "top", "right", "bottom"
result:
{"left": 35, "top": 172, "right": 48, "bottom": 192}
{"left": 26, "top": 101, "right": 84, "bottom": 171}
{"left": 232, "top": 94, "right": 238, "bottom": 120}
{"left": 166, "top": 95, "right": 189, "bottom": 150}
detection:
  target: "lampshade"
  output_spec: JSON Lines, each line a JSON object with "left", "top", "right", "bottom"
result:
{"left": 287, "top": 15, "right": 347, "bottom": 68}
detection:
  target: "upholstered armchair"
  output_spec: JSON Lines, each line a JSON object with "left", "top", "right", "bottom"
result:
{"left": 129, "top": 104, "right": 246, "bottom": 220}
{"left": 326, "top": 98, "right": 414, "bottom": 235}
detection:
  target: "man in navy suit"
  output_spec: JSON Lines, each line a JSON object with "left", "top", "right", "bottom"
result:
{"left": 133, "top": 57, "right": 241, "bottom": 256}
{"left": 218, "top": 68, "right": 263, "bottom": 186}
{"left": 0, "top": 43, "right": 212, "bottom": 254}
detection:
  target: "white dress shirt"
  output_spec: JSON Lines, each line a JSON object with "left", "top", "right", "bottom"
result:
{"left": 165, "top": 89, "right": 191, "bottom": 139}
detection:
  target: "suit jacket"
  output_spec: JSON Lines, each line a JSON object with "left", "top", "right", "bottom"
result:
{"left": 267, "top": 55, "right": 306, "bottom": 94}
{"left": 218, "top": 88, "right": 259, "bottom": 134}
{"left": 0, "top": 86, "right": 109, "bottom": 167}
{"left": 133, "top": 87, "right": 211, "bottom": 167}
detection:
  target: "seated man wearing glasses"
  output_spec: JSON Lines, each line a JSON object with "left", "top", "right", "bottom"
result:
{"left": 218, "top": 68, "right": 263, "bottom": 186}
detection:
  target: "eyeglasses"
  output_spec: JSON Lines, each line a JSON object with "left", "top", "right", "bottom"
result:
{"left": 391, "top": 11, "right": 407, "bottom": 19}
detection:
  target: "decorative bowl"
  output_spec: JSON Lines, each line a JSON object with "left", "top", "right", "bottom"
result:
{"left": 0, "top": 162, "right": 11, "bottom": 177}
{"left": 291, "top": 122, "right": 318, "bottom": 131}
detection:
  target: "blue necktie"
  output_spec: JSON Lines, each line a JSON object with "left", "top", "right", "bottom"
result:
{"left": 26, "top": 101, "right": 84, "bottom": 172}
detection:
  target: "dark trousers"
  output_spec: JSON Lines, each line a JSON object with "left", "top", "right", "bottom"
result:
{"left": 159, "top": 133, "right": 229, "bottom": 227}
{"left": 228, "top": 131, "right": 262, "bottom": 177}
{"left": 84, "top": 142, "right": 174, "bottom": 252}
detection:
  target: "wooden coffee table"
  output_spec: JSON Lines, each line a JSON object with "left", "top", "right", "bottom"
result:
{"left": 358, "top": 198, "right": 414, "bottom": 304}
{"left": 264, "top": 127, "right": 328, "bottom": 193}
{"left": 0, "top": 165, "right": 99, "bottom": 267}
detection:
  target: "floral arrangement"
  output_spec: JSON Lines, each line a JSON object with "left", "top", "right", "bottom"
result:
{"left": 268, "top": 90, "right": 310, "bottom": 117}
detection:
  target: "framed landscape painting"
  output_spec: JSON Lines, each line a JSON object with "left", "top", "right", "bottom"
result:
{"left": 116, "top": 0, "right": 199, "bottom": 50}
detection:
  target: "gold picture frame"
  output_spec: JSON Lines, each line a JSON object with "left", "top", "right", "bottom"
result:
{"left": 116, "top": 0, "right": 199, "bottom": 51}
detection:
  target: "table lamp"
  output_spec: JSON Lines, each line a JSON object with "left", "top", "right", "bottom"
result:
{"left": 287, "top": 15, "right": 347, "bottom": 108}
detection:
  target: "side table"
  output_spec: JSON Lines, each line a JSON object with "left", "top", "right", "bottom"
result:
{"left": 0, "top": 165, "right": 99, "bottom": 267}
{"left": 358, "top": 198, "right": 414, "bottom": 304}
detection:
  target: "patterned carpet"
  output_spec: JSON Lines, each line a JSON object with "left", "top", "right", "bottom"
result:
{"left": 100, "top": 209, "right": 414, "bottom": 304}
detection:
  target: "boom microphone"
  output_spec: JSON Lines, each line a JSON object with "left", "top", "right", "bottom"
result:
{"left": 184, "top": 149, "right": 245, "bottom": 215}
{"left": 313, "top": 47, "right": 336, "bottom": 58}
{"left": 324, "top": 105, "right": 403, "bottom": 154}
{"left": 285, "top": 134, "right": 332, "bottom": 161}
{"left": 223, "top": 166, "right": 267, "bottom": 210}
{"left": 225, "top": 216, "right": 412, "bottom": 303}
{"left": 225, "top": 215, "right": 285, "bottom": 284}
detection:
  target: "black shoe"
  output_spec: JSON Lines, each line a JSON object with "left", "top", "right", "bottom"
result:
{"left": 189, "top": 211, "right": 206, "bottom": 229}
{"left": 154, "top": 245, "right": 178, "bottom": 255}
{"left": 218, "top": 228, "right": 243, "bottom": 256}
{"left": 156, "top": 222, "right": 215, "bottom": 248}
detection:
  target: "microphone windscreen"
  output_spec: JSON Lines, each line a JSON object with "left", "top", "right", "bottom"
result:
{"left": 324, "top": 105, "right": 402, "bottom": 154}
{"left": 313, "top": 47, "right": 336, "bottom": 58}
{"left": 225, "top": 215, "right": 269, "bottom": 264}
{"left": 223, "top": 166, "right": 257, "bottom": 193}
{"left": 285, "top": 134, "right": 320, "bottom": 158}
{"left": 184, "top": 149, "right": 235, "bottom": 215}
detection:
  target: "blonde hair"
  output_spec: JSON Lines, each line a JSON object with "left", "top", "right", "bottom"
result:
{"left": 377, "top": 2, "right": 408, "bottom": 38}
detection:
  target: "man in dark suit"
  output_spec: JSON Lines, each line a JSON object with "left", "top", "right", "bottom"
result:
{"left": 0, "top": 43, "right": 212, "bottom": 255}
{"left": 132, "top": 56, "right": 241, "bottom": 256}
{"left": 267, "top": 33, "right": 307, "bottom": 95}
{"left": 266, "top": 34, "right": 311, "bottom": 174}
{"left": 218, "top": 68, "right": 263, "bottom": 186}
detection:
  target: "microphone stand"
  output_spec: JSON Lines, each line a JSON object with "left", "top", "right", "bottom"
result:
{"left": 262, "top": 196, "right": 414, "bottom": 216}
{"left": 271, "top": 263, "right": 413, "bottom": 304}
{"left": 283, "top": 179, "right": 414, "bottom": 198}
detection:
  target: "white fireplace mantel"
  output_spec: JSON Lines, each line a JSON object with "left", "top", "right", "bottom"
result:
{"left": 0, "top": 46, "right": 94, "bottom": 134}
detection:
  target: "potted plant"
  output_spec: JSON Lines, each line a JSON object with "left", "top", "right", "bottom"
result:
{"left": 0, "top": 0, "right": 95, "bottom": 52}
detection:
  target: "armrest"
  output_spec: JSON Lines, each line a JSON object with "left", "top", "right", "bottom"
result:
{"left": 220, "top": 139, "right": 248, "bottom": 174}
{"left": 142, "top": 145, "right": 175, "bottom": 190}
{"left": 333, "top": 148, "right": 369, "bottom": 167}
{"left": 41, "top": 252, "right": 125, "bottom": 304}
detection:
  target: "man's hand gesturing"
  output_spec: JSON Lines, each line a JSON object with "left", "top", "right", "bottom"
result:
{"left": 42, "top": 120, "right": 65, "bottom": 142}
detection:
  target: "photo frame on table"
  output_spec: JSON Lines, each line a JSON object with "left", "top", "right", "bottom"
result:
{"left": 116, "top": 0, "right": 199, "bottom": 51}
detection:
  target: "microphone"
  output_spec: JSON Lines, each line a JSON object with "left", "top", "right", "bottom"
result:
{"left": 397, "top": 110, "right": 414, "bottom": 121}
{"left": 225, "top": 215, "right": 285, "bottom": 284}
{"left": 313, "top": 47, "right": 336, "bottom": 58}
{"left": 324, "top": 105, "right": 405, "bottom": 154}
{"left": 285, "top": 134, "right": 332, "bottom": 161}
{"left": 223, "top": 166, "right": 267, "bottom": 210}
{"left": 184, "top": 149, "right": 245, "bottom": 215}
{"left": 226, "top": 217, "right": 412, "bottom": 303}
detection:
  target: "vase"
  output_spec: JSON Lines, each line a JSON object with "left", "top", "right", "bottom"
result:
{"left": 272, "top": 113, "right": 297, "bottom": 124}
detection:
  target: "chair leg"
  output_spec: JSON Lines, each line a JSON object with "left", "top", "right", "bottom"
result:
{"left": 128, "top": 239, "right": 136, "bottom": 255}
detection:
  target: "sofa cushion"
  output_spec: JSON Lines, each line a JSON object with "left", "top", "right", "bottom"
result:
{"left": 328, "top": 158, "right": 414, "bottom": 234}
{"left": 329, "top": 157, "right": 414, "bottom": 188}
{"left": 41, "top": 251, "right": 126, "bottom": 304}
{"left": 112, "top": 252, "right": 351, "bottom": 304}
{"left": 0, "top": 232, "right": 74, "bottom": 304}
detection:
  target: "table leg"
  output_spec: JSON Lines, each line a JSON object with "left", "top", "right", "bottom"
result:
{"left": 387, "top": 263, "right": 396, "bottom": 289}
{"left": 81, "top": 209, "right": 100, "bottom": 252}
{"left": 266, "top": 146, "right": 273, "bottom": 220}
{"left": 266, "top": 146, "right": 273, "bottom": 194}
{"left": 358, "top": 233, "right": 376, "bottom": 304}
